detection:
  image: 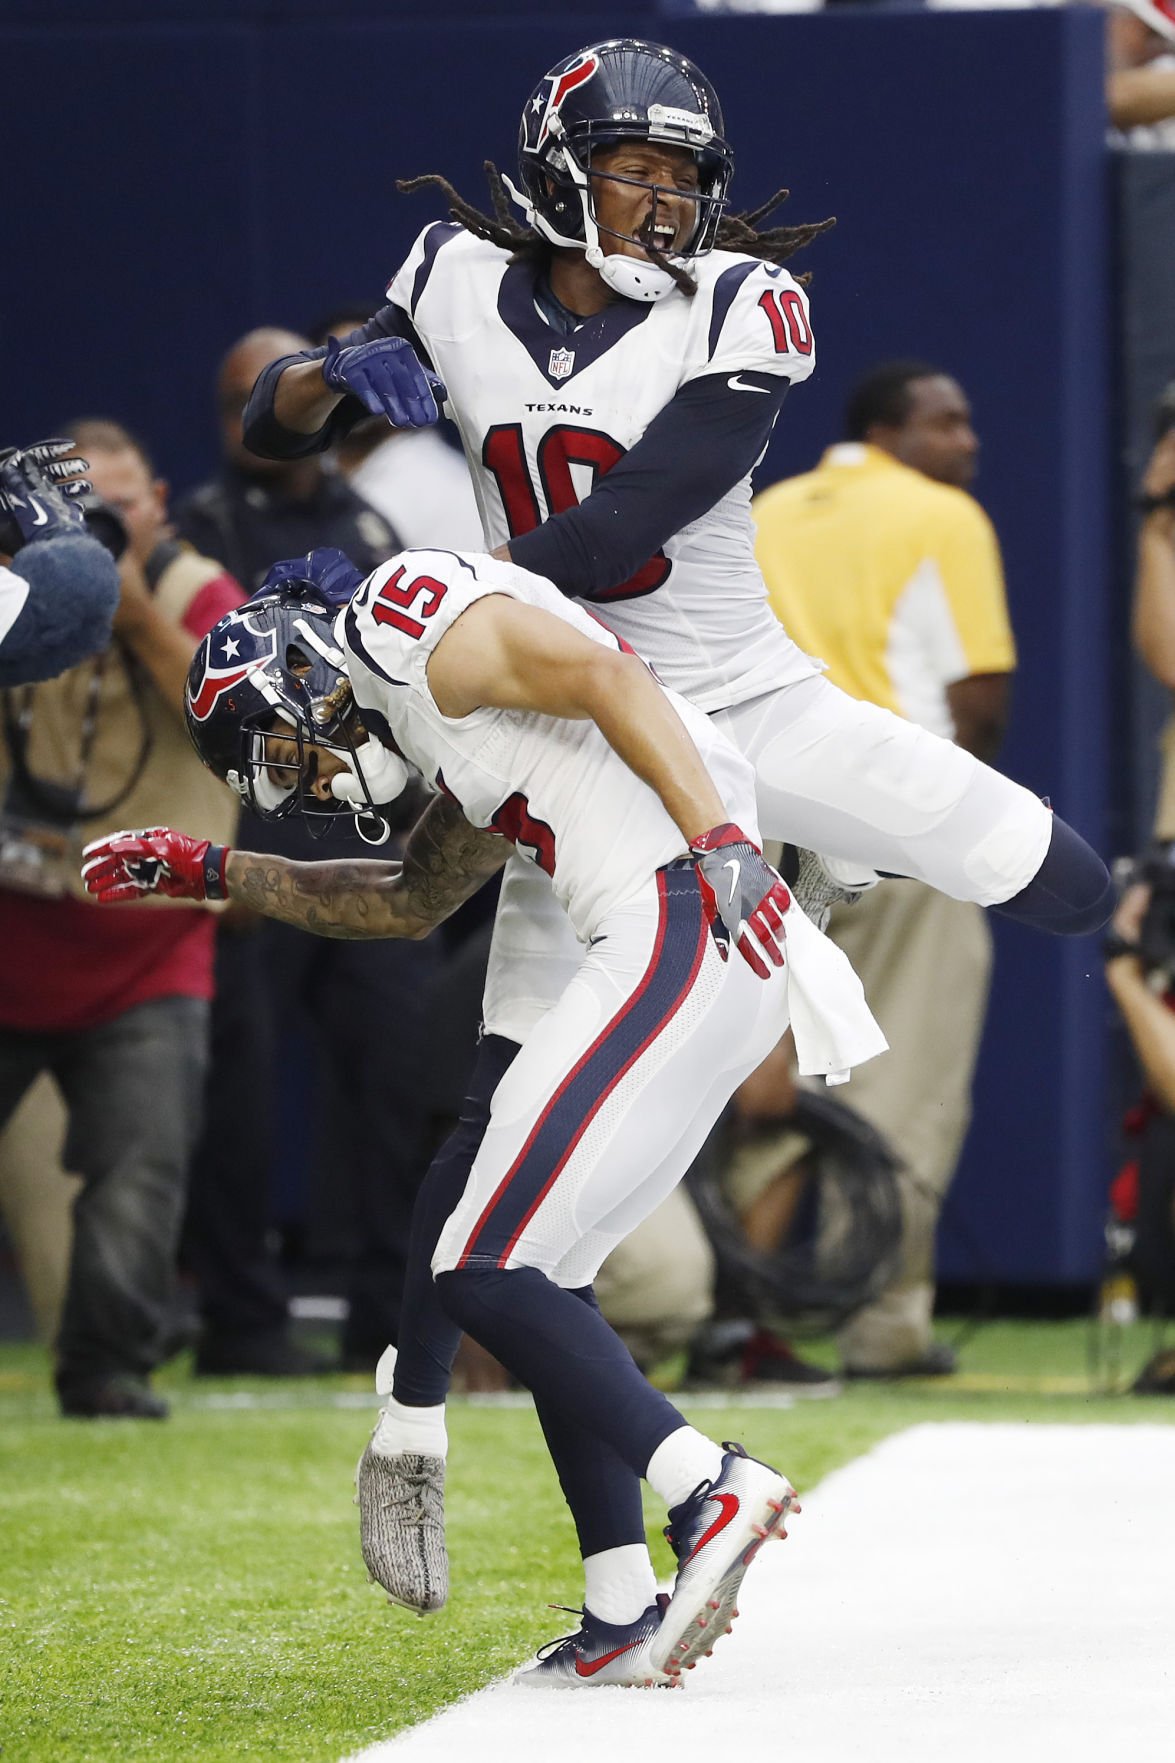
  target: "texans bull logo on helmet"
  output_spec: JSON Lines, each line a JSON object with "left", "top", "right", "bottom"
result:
{"left": 527, "top": 48, "right": 601, "bottom": 158}
{"left": 187, "top": 610, "right": 279, "bottom": 723}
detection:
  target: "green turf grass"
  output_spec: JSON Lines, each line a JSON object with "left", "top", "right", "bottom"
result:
{"left": 1, "top": 1320, "right": 1172, "bottom": 1762}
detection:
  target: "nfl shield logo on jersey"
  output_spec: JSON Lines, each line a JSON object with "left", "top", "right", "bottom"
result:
{"left": 548, "top": 347, "right": 575, "bottom": 381}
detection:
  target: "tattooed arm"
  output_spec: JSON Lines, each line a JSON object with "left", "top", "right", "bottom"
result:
{"left": 226, "top": 794, "right": 508, "bottom": 939}
{"left": 81, "top": 797, "right": 508, "bottom": 934}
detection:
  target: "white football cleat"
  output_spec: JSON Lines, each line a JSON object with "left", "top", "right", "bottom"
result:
{"left": 516, "top": 1595, "right": 679, "bottom": 1689}
{"left": 650, "top": 1441, "right": 797, "bottom": 1679}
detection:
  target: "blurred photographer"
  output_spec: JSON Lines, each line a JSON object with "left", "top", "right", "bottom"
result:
{"left": 1132, "top": 386, "right": 1175, "bottom": 843}
{"left": 0, "top": 420, "right": 242, "bottom": 1418}
{"left": 1104, "top": 857, "right": 1175, "bottom": 1389}
{"left": 1105, "top": 859, "right": 1175, "bottom": 1108}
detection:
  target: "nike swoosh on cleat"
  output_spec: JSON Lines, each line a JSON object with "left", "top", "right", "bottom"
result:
{"left": 727, "top": 375, "right": 770, "bottom": 394}
{"left": 684, "top": 1491, "right": 740, "bottom": 1563}
{"left": 575, "top": 1642, "right": 636, "bottom": 1677}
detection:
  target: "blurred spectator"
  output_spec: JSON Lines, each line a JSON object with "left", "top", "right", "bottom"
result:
{"left": 174, "top": 329, "right": 444, "bottom": 1373}
{"left": 1103, "top": 874, "right": 1175, "bottom": 1391}
{"left": 0, "top": 419, "right": 242, "bottom": 1417}
{"left": 174, "top": 327, "right": 398, "bottom": 592}
{"left": 311, "top": 307, "right": 483, "bottom": 551}
{"left": 753, "top": 360, "right": 1016, "bottom": 1378}
{"left": 1131, "top": 400, "right": 1175, "bottom": 833}
{"left": 1107, "top": 0, "right": 1175, "bottom": 144}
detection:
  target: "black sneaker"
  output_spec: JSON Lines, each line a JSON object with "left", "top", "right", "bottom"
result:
{"left": 740, "top": 1328, "right": 842, "bottom": 1394}
{"left": 686, "top": 1320, "right": 840, "bottom": 1395}
{"left": 58, "top": 1374, "right": 169, "bottom": 1420}
{"left": 194, "top": 1330, "right": 333, "bottom": 1377}
{"left": 844, "top": 1341, "right": 958, "bottom": 1380}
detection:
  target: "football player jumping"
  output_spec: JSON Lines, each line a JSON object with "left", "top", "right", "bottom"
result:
{"left": 82, "top": 545, "right": 888, "bottom": 1683}
{"left": 237, "top": 38, "right": 1109, "bottom": 1662}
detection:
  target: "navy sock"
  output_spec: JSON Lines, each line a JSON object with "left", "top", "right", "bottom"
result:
{"left": 435, "top": 1264, "right": 687, "bottom": 1478}
{"left": 992, "top": 814, "right": 1113, "bottom": 936}
{"left": 391, "top": 1034, "right": 519, "bottom": 1407}
{"left": 534, "top": 1287, "right": 649, "bottom": 1558}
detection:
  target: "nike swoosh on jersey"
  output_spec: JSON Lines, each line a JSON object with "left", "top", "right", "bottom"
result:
{"left": 575, "top": 1642, "right": 637, "bottom": 1678}
{"left": 727, "top": 375, "right": 771, "bottom": 395}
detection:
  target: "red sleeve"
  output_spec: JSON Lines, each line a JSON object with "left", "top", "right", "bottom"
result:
{"left": 182, "top": 570, "right": 245, "bottom": 640}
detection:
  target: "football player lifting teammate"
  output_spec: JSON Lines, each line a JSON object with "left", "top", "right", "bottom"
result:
{"left": 230, "top": 38, "right": 1108, "bottom": 1666}
{"left": 83, "top": 543, "right": 887, "bottom": 1681}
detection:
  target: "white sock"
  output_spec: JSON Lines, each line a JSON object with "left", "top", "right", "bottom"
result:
{"left": 645, "top": 1426, "right": 725, "bottom": 1510}
{"left": 582, "top": 1545, "right": 658, "bottom": 1626}
{"left": 370, "top": 1395, "right": 448, "bottom": 1460}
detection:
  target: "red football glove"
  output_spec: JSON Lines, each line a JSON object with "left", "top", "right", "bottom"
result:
{"left": 691, "top": 822, "right": 790, "bottom": 980}
{"left": 81, "top": 826, "right": 230, "bottom": 904}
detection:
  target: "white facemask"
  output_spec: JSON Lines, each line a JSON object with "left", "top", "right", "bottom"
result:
{"left": 502, "top": 131, "right": 690, "bottom": 308}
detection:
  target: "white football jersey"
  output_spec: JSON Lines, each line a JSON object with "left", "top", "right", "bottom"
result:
{"left": 386, "top": 228, "right": 822, "bottom": 712}
{"left": 341, "top": 547, "right": 758, "bottom": 940}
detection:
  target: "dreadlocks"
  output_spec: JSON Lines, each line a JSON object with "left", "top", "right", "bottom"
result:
{"left": 395, "top": 166, "right": 834, "bottom": 297}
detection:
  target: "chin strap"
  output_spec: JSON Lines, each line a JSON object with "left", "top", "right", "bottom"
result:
{"left": 502, "top": 123, "right": 687, "bottom": 306}
{"left": 331, "top": 740, "right": 410, "bottom": 812}
{"left": 330, "top": 741, "right": 411, "bottom": 848}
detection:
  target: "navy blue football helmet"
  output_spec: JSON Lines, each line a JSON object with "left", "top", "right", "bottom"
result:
{"left": 509, "top": 38, "right": 733, "bottom": 296}
{"left": 184, "top": 576, "right": 405, "bottom": 842}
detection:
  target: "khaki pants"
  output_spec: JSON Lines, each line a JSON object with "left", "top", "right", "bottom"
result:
{"left": 823, "top": 880, "right": 992, "bottom": 1371}
{"left": 0, "top": 1075, "right": 78, "bottom": 1344}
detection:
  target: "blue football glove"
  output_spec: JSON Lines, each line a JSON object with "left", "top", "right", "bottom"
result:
{"left": 252, "top": 547, "right": 366, "bottom": 608}
{"left": 0, "top": 439, "right": 91, "bottom": 554}
{"left": 321, "top": 334, "right": 446, "bottom": 429}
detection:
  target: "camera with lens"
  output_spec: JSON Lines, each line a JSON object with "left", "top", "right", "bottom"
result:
{"left": 1113, "top": 841, "right": 1175, "bottom": 980}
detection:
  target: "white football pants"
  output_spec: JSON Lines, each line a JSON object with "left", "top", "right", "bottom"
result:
{"left": 433, "top": 865, "right": 789, "bottom": 1287}
{"left": 482, "top": 671, "right": 1053, "bottom": 1044}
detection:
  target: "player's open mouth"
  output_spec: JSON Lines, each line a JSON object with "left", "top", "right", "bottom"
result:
{"left": 637, "top": 217, "right": 679, "bottom": 254}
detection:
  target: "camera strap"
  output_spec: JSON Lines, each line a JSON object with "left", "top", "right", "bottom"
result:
{"left": 2, "top": 640, "right": 154, "bottom": 823}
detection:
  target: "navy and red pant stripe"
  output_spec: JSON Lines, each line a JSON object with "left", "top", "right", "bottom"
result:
{"left": 453, "top": 862, "right": 711, "bottom": 1271}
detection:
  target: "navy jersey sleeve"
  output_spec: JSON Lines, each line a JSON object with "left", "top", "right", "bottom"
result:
{"left": 241, "top": 304, "right": 418, "bottom": 460}
{"left": 505, "top": 371, "right": 788, "bottom": 600}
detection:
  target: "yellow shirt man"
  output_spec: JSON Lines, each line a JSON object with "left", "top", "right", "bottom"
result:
{"left": 754, "top": 441, "right": 1015, "bottom": 742}
{"left": 749, "top": 363, "right": 1014, "bottom": 1379}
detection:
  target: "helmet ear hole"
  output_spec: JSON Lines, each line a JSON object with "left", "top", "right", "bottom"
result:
{"left": 285, "top": 642, "right": 312, "bottom": 676}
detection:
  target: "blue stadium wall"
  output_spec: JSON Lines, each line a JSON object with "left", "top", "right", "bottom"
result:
{"left": 4, "top": 3, "right": 1112, "bottom": 1282}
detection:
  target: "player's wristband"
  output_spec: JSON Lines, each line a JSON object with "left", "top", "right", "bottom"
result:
{"left": 203, "top": 844, "right": 231, "bottom": 902}
{"left": 690, "top": 822, "right": 754, "bottom": 856}
{"left": 1103, "top": 932, "right": 1142, "bottom": 967}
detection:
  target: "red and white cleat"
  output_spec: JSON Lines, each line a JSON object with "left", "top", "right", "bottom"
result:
{"left": 650, "top": 1441, "right": 797, "bottom": 1679}
{"left": 516, "top": 1594, "right": 681, "bottom": 1689}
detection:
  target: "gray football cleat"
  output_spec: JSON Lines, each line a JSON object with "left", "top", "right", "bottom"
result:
{"left": 780, "top": 845, "right": 879, "bottom": 932}
{"left": 356, "top": 1444, "right": 448, "bottom": 1614}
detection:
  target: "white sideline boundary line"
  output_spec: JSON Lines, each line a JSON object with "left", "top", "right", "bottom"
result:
{"left": 344, "top": 1423, "right": 1175, "bottom": 1763}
